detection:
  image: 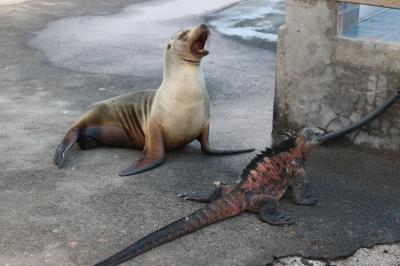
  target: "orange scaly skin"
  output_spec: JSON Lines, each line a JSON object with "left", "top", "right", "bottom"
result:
{"left": 95, "top": 128, "right": 323, "bottom": 266}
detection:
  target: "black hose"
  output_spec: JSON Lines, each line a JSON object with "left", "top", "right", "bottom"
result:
{"left": 319, "top": 90, "right": 400, "bottom": 142}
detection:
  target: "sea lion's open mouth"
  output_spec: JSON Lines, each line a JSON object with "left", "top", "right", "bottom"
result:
{"left": 190, "top": 24, "right": 209, "bottom": 57}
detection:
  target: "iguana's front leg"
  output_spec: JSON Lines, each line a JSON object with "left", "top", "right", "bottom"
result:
{"left": 291, "top": 164, "right": 319, "bottom": 206}
{"left": 178, "top": 182, "right": 234, "bottom": 203}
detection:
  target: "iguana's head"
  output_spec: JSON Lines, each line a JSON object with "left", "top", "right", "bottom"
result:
{"left": 164, "top": 24, "right": 210, "bottom": 64}
{"left": 295, "top": 127, "right": 325, "bottom": 154}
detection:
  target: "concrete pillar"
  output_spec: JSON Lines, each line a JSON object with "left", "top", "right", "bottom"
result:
{"left": 274, "top": 0, "right": 400, "bottom": 151}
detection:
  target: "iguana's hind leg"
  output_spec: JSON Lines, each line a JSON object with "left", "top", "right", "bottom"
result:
{"left": 178, "top": 183, "right": 233, "bottom": 203}
{"left": 291, "top": 170, "right": 319, "bottom": 206}
{"left": 259, "top": 202, "right": 294, "bottom": 225}
{"left": 246, "top": 194, "right": 294, "bottom": 225}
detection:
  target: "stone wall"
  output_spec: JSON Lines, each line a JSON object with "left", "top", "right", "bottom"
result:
{"left": 274, "top": 0, "right": 400, "bottom": 151}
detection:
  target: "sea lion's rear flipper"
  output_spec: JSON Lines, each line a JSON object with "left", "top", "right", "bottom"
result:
{"left": 197, "top": 124, "right": 255, "bottom": 155}
{"left": 54, "top": 128, "right": 80, "bottom": 168}
{"left": 119, "top": 123, "right": 165, "bottom": 176}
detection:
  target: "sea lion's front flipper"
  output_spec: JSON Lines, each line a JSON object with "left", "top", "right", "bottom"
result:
{"left": 118, "top": 156, "right": 164, "bottom": 176}
{"left": 119, "top": 123, "right": 165, "bottom": 176}
{"left": 198, "top": 124, "right": 255, "bottom": 155}
{"left": 54, "top": 128, "right": 80, "bottom": 168}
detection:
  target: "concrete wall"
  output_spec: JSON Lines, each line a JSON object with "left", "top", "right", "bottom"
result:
{"left": 274, "top": 0, "right": 400, "bottom": 151}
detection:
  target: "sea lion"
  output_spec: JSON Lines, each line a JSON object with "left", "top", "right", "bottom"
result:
{"left": 54, "top": 24, "right": 254, "bottom": 176}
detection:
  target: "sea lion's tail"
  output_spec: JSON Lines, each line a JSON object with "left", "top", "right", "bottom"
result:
{"left": 54, "top": 127, "right": 80, "bottom": 168}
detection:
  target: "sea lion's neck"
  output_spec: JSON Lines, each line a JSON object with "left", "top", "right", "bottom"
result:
{"left": 161, "top": 56, "right": 206, "bottom": 95}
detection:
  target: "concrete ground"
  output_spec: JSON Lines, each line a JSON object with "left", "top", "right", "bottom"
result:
{"left": 0, "top": 0, "right": 399, "bottom": 266}
{"left": 274, "top": 243, "right": 400, "bottom": 266}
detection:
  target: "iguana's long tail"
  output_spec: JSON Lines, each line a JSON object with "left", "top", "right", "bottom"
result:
{"left": 95, "top": 192, "right": 244, "bottom": 266}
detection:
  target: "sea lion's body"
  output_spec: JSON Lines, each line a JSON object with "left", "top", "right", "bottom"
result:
{"left": 74, "top": 68, "right": 209, "bottom": 150}
{"left": 74, "top": 90, "right": 155, "bottom": 149}
{"left": 54, "top": 24, "right": 253, "bottom": 176}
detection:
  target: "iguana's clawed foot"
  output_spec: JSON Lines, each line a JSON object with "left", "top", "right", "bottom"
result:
{"left": 296, "top": 194, "right": 319, "bottom": 206}
{"left": 258, "top": 200, "right": 294, "bottom": 225}
{"left": 213, "top": 181, "right": 226, "bottom": 187}
{"left": 260, "top": 210, "right": 294, "bottom": 225}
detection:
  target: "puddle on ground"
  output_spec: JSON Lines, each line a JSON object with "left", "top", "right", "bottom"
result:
{"left": 207, "top": 0, "right": 285, "bottom": 44}
{"left": 29, "top": 0, "right": 241, "bottom": 76}
{"left": 30, "top": 0, "right": 287, "bottom": 75}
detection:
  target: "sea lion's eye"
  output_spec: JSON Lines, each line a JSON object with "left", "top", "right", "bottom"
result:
{"left": 178, "top": 30, "right": 189, "bottom": 40}
{"left": 167, "top": 43, "right": 171, "bottom": 50}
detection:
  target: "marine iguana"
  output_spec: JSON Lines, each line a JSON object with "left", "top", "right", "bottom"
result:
{"left": 94, "top": 91, "right": 400, "bottom": 266}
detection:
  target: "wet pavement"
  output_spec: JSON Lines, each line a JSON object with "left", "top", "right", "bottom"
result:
{"left": 207, "top": 0, "right": 285, "bottom": 49}
{"left": 0, "top": 0, "right": 399, "bottom": 265}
